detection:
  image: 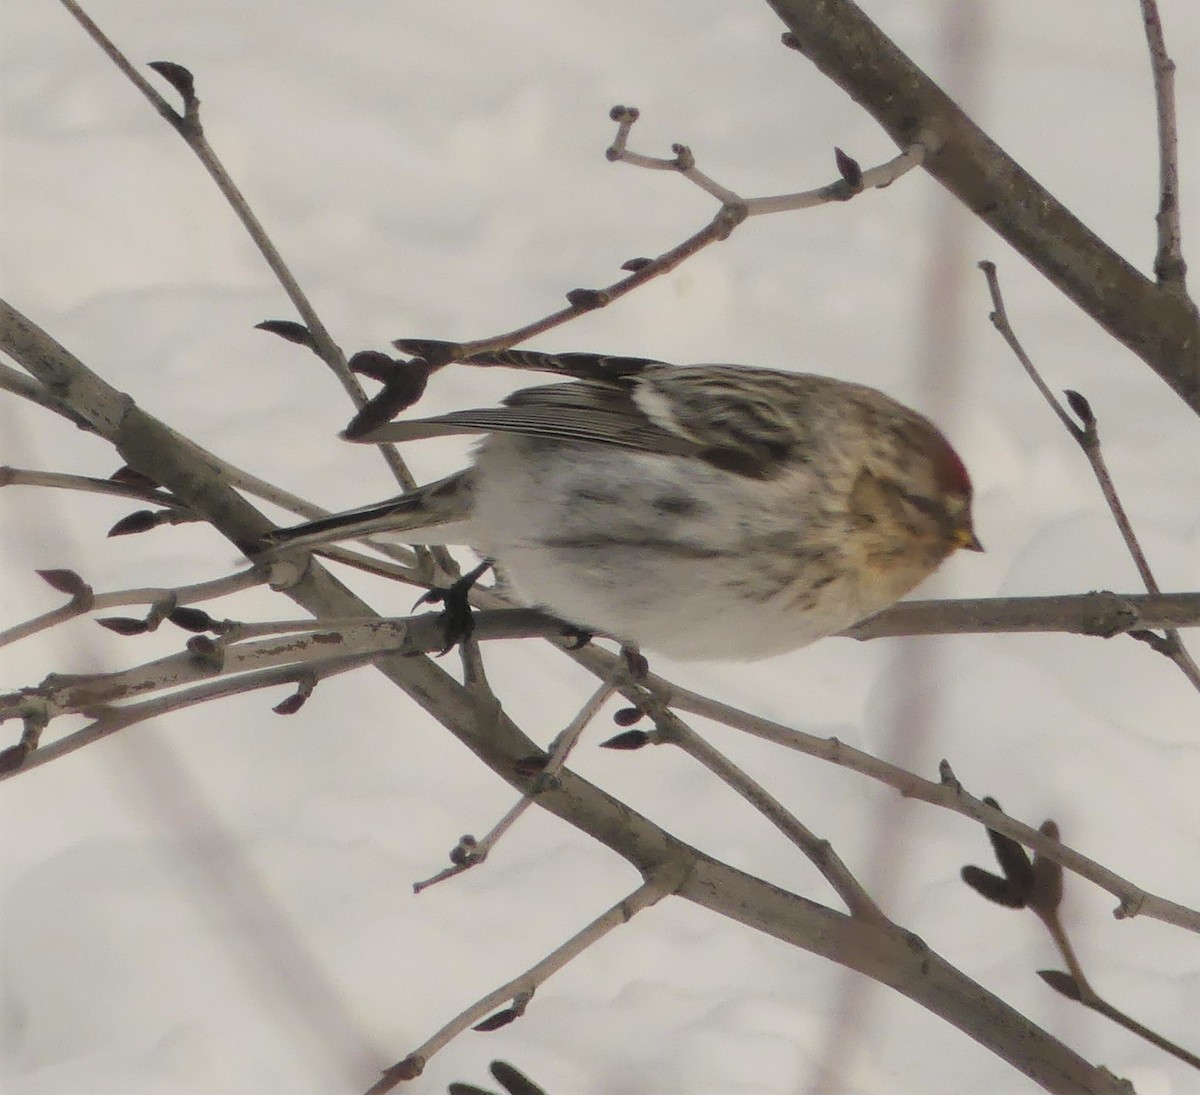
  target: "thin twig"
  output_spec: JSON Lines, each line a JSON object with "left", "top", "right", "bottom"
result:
{"left": 0, "top": 361, "right": 84, "bottom": 421}
{"left": 444, "top": 109, "right": 924, "bottom": 359}
{"left": 1136, "top": 0, "right": 1187, "bottom": 289}
{"left": 840, "top": 589, "right": 1200, "bottom": 638}
{"left": 412, "top": 677, "right": 619, "bottom": 893}
{"left": 2, "top": 466, "right": 176, "bottom": 505}
{"left": 55, "top": 0, "right": 421, "bottom": 501}
{"left": 641, "top": 668, "right": 1200, "bottom": 932}
{"left": 367, "top": 875, "right": 678, "bottom": 1094}
{"left": 981, "top": 260, "right": 1200, "bottom": 692}
{"left": 3, "top": 652, "right": 381, "bottom": 776}
{"left": 654, "top": 709, "right": 887, "bottom": 922}
{"left": 0, "top": 567, "right": 265, "bottom": 650}
{"left": 1086, "top": 992, "right": 1200, "bottom": 1069}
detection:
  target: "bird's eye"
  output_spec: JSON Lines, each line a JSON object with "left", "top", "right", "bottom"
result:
{"left": 896, "top": 489, "right": 944, "bottom": 520}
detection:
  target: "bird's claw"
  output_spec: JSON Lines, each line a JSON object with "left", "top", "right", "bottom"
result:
{"left": 416, "top": 560, "right": 492, "bottom": 655}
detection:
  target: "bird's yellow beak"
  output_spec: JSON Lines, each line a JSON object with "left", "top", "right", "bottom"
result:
{"left": 954, "top": 524, "right": 984, "bottom": 552}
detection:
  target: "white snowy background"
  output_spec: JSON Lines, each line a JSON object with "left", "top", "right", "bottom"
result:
{"left": 2, "top": 2, "right": 1199, "bottom": 1093}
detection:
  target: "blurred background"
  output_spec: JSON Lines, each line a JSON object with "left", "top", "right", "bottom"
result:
{"left": 2, "top": 2, "right": 1198, "bottom": 1092}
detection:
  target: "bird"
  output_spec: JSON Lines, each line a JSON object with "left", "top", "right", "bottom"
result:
{"left": 261, "top": 341, "right": 981, "bottom": 661}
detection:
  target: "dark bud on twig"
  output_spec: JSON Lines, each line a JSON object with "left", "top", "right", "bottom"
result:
{"left": 961, "top": 865, "right": 1028, "bottom": 908}
{"left": 347, "top": 350, "right": 401, "bottom": 383}
{"left": 488, "top": 1061, "right": 547, "bottom": 1095}
{"left": 514, "top": 754, "right": 548, "bottom": 775}
{"left": 612, "top": 706, "right": 645, "bottom": 727}
{"left": 168, "top": 606, "right": 218, "bottom": 633}
{"left": 960, "top": 796, "right": 1035, "bottom": 908}
{"left": 1063, "top": 389, "right": 1095, "bottom": 429}
{"left": 107, "top": 510, "right": 163, "bottom": 537}
{"left": 148, "top": 61, "right": 198, "bottom": 112}
{"left": 380, "top": 1056, "right": 424, "bottom": 1083}
{"left": 109, "top": 466, "right": 161, "bottom": 490}
{"left": 272, "top": 691, "right": 307, "bottom": 716}
{"left": 609, "top": 104, "right": 639, "bottom": 123}
{"left": 621, "top": 257, "right": 653, "bottom": 272}
{"left": 834, "top": 147, "right": 863, "bottom": 189}
{"left": 473, "top": 1009, "right": 519, "bottom": 1033}
{"left": 36, "top": 568, "right": 88, "bottom": 597}
{"left": 1037, "top": 969, "right": 1083, "bottom": 1001}
{"left": 1029, "top": 819, "right": 1064, "bottom": 916}
{"left": 342, "top": 365, "right": 433, "bottom": 438}
{"left": 186, "top": 634, "right": 222, "bottom": 665}
{"left": 600, "top": 729, "right": 651, "bottom": 751}
{"left": 565, "top": 288, "right": 608, "bottom": 312}
{"left": 272, "top": 669, "right": 316, "bottom": 715}
{"left": 670, "top": 143, "right": 695, "bottom": 171}
{"left": 449, "top": 834, "right": 478, "bottom": 865}
{"left": 781, "top": 31, "right": 803, "bottom": 52}
{"left": 96, "top": 616, "right": 150, "bottom": 636}
{"left": 255, "top": 320, "right": 318, "bottom": 350}
{"left": 983, "top": 799, "right": 1034, "bottom": 894}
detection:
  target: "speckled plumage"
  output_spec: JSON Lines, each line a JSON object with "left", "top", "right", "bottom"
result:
{"left": 265, "top": 349, "right": 980, "bottom": 660}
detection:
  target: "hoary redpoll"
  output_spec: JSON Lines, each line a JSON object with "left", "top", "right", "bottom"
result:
{"left": 263, "top": 343, "right": 980, "bottom": 660}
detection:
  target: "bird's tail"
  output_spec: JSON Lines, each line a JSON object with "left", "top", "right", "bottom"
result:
{"left": 259, "top": 471, "right": 473, "bottom": 554}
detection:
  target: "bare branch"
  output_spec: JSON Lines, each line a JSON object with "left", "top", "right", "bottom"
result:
{"left": 0, "top": 566, "right": 263, "bottom": 650}
{"left": 654, "top": 709, "right": 887, "bottom": 922}
{"left": 768, "top": 0, "right": 1200, "bottom": 415}
{"left": 2, "top": 466, "right": 177, "bottom": 506}
{"left": 1136, "top": 0, "right": 1187, "bottom": 289}
{"left": 649, "top": 680, "right": 1200, "bottom": 933}
{"left": 967, "top": 815, "right": 1200, "bottom": 1069}
{"left": 55, "top": 0, "right": 422, "bottom": 497}
{"left": 367, "top": 876, "right": 678, "bottom": 1093}
{"left": 427, "top": 110, "right": 924, "bottom": 361}
{"left": 2, "top": 652, "right": 380, "bottom": 775}
{"left": 413, "top": 677, "right": 620, "bottom": 893}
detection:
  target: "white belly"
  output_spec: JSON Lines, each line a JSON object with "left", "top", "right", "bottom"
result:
{"left": 467, "top": 436, "right": 873, "bottom": 660}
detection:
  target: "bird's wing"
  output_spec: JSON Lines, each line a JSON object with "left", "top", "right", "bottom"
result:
{"left": 357, "top": 380, "right": 700, "bottom": 457}
{"left": 631, "top": 364, "right": 832, "bottom": 478}
{"left": 359, "top": 363, "right": 823, "bottom": 480}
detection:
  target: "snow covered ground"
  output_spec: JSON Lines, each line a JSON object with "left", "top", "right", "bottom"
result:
{"left": 2, "top": 2, "right": 1198, "bottom": 1092}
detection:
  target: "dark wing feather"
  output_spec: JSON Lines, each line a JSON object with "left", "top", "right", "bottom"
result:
{"left": 356, "top": 380, "right": 700, "bottom": 457}
{"left": 393, "top": 339, "right": 667, "bottom": 381}
{"left": 356, "top": 363, "right": 822, "bottom": 480}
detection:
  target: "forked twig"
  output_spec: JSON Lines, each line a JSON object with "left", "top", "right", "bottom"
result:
{"left": 440, "top": 107, "right": 925, "bottom": 360}
{"left": 584, "top": 641, "right": 1200, "bottom": 933}
{"left": 980, "top": 260, "right": 1200, "bottom": 693}
{"left": 964, "top": 810, "right": 1200, "bottom": 1069}
{"left": 0, "top": 566, "right": 264, "bottom": 650}
{"left": 366, "top": 875, "right": 680, "bottom": 1094}
{"left": 54, "top": 0, "right": 423, "bottom": 499}
{"left": 412, "top": 677, "right": 620, "bottom": 893}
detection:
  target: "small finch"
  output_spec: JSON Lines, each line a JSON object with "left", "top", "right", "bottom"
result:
{"left": 264, "top": 343, "right": 981, "bottom": 660}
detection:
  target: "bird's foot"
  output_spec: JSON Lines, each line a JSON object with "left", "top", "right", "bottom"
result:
{"left": 561, "top": 626, "right": 594, "bottom": 650}
{"left": 415, "top": 560, "right": 492, "bottom": 655}
{"left": 620, "top": 644, "right": 649, "bottom": 681}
